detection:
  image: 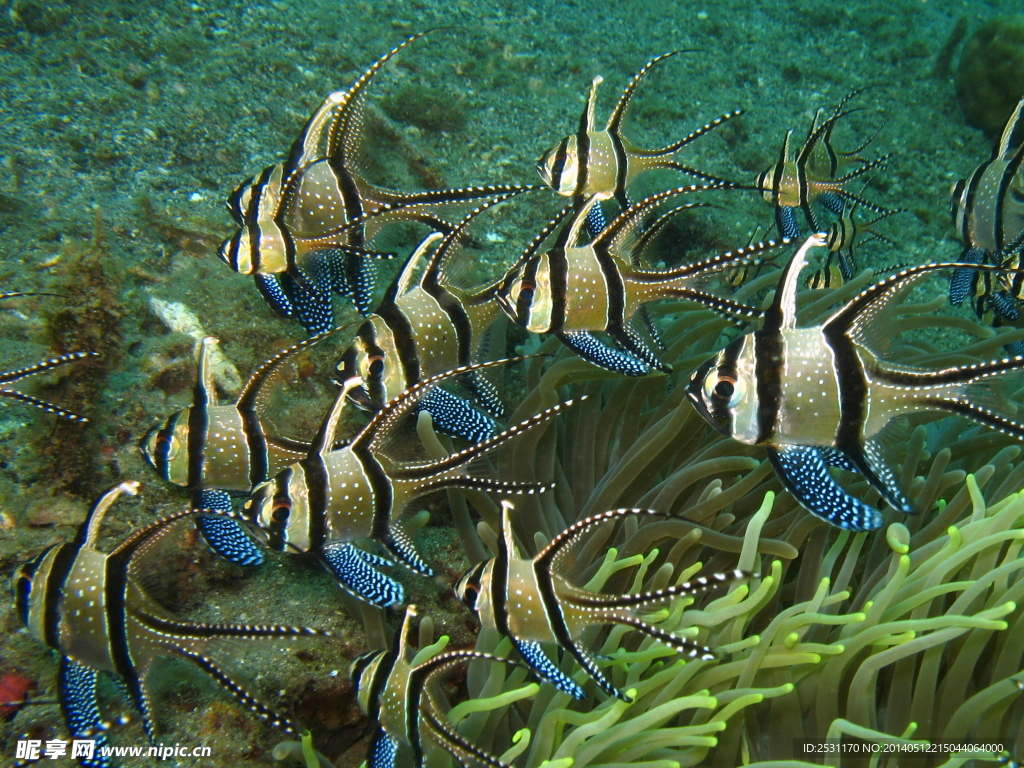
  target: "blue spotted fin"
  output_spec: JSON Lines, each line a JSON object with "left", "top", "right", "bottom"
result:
{"left": 418, "top": 386, "right": 499, "bottom": 443}
{"left": 511, "top": 637, "right": 585, "bottom": 700}
{"left": 194, "top": 490, "right": 264, "bottom": 566}
{"left": 559, "top": 330, "right": 655, "bottom": 376}
{"left": 321, "top": 542, "right": 404, "bottom": 608}
{"left": 59, "top": 658, "right": 111, "bottom": 768}
{"left": 949, "top": 247, "right": 986, "bottom": 307}
{"left": 767, "top": 444, "right": 884, "bottom": 531}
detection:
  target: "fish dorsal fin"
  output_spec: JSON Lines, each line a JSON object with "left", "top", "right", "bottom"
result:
{"left": 311, "top": 376, "right": 366, "bottom": 457}
{"left": 111, "top": 507, "right": 197, "bottom": 564}
{"left": 82, "top": 481, "right": 141, "bottom": 550}
{"left": 606, "top": 50, "right": 683, "bottom": 135}
{"left": 293, "top": 32, "right": 428, "bottom": 168}
{"left": 796, "top": 110, "right": 854, "bottom": 168}
{"left": 428, "top": 189, "right": 540, "bottom": 292}
{"left": 357, "top": 358, "right": 525, "bottom": 454}
{"left": 397, "top": 232, "right": 445, "bottom": 297}
{"left": 499, "top": 500, "right": 521, "bottom": 560}
{"left": 580, "top": 75, "right": 603, "bottom": 135}
{"left": 566, "top": 195, "right": 601, "bottom": 248}
{"left": 236, "top": 326, "right": 348, "bottom": 415}
{"left": 764, "top": 233, "right": 828, "bottom": 332}
{"left": 194, "top": 337, "right": 219, "bottom": 408}
{"left": 397, "top": 604, "right": 419, "bottom": 662}
{"left": 822, "top": 261, "right": 997, "bottom": 351}
{"left": 997, "top": 96, "right": 1024, "bottom": 160}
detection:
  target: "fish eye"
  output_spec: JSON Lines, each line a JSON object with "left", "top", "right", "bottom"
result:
{"left": 153, "top": 433, "right": 181, "bottom": 461}
{"left": 368, "top": 356, "right": 385, "bottom": 377}
{"left": 516, "top": 280, "right": 535, "bottom": 304}
{"left": 704, "top": 371, "right": 745, "bottom": 407}
{"left": 714, "top": 379, "right": 735, "bottom": 398}
{"left": 271, "top": 503, "right": 291, "bottom": 523}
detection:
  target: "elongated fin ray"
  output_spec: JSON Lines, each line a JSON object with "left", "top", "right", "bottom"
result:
{"left": 389, "top": 394, "right": 585, "bottom": 480}
{"left": 606, "top": 51, "right": 683, "bottom": 134}
{"left": 175, "top": 648, "right": 302, "bottom": 734}
{"left": 236, "top": 326, "right": 350, "bottom": 414}
{"left": 824, "top": 261, "right": 1024, "bottom": 345}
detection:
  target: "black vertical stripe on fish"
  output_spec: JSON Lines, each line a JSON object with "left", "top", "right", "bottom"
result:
{"left": 610, "top": 130, "right": 630, "bottom": 208}
{"left": 352, "top": 445, "right": 394, "bottom": 543}
{"left": 376, "top": 300, "right": 421, "bottom": 386}
{"left": 41, "top": 544, "right": 81, "bottom": 650}
{"left": 956, "top": 166, "right": 983, "bottom": 245}
{"left": 491, "top": 521, "right": 511, "bottom": 638}
{"left": 268, "top": 468, "right": 294, "bottom": 550}
{"left": 365, "top": 651, "right": 396, "bottom": 725}
{"left": 754, "top": 331, "right": 783, "bottom": 444}
{"left": 153, "top": 411, "right": 181, "bottom": 482}
{"left": 822, "top": 328, "right": 867, "bottom": 454}
{"left": 302, "top": 456, "right": 330, "bottom": 553}
{"left": 241, "top": 408, "right": 269, "bottom": 489}
{"left": 186, "top": 377, "right": 210, "bottom": 491}
{"left": 592, "top": 239, "right": 627, "bottom": 331}
{"left": 549, "top": 137, "right": 570, "bottom": 190}
{"left": 573, "top": 120, "right": 591, "bottom": 200}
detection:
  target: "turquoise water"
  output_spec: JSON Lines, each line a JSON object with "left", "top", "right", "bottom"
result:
{"left": 2, "top": 0, "right": 1024, "bottom": 765}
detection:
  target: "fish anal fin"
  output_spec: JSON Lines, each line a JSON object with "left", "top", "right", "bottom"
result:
{"left": 844, "top": 437, "right": 915, "bottom": 514}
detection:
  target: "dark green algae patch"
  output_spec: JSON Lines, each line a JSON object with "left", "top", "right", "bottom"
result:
{"left": 0, "top": 0, "right": 1023, "bottom": 765}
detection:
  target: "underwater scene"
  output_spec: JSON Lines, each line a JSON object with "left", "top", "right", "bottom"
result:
{"left": 5, "top": 0, "right": 1024, "bottom": 766}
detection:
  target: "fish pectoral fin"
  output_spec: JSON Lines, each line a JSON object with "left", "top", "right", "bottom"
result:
{"left": 558, "top": 331, "right": 654, "bottom": 377}
{"left": 321, "top": 542, "right": 404, "bottom": 608}
{"left": 511, "top": 637, "right": 585, "bottom": 700}
{"left": 59, "top": 658, "right": 112, "bottom": 764}
{"left": 766, "top": 444, "right": 883, "bottom": 531}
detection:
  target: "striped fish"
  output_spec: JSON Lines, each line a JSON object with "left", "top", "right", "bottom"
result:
{"left": 537, "top": 51, "right": 742, "bottom": 208}
{"left": 219, "top": 33, "right": 532, "bottom": 332}
{"left": 0, "top": 292, "right": 96, "bottom": 423}
{"left": 337, "top": 193, "right": 532, "bottom": 439}
{"left": 243, "top": 359, "right": 582, "bottom": 608}
{"left": 455, "top": 502, "right": 747, "bottom": 700}
{"left": 350, "top": 605, "right": 523, "bottom": 768}
{"left": 495, "top": 190, "right": 785, "bottom": 376}
{"left": 755, "top": 89, "right": 892, "bottom": 240}
{"left": 139, "top": 335, "right": 334, "bottom": 566}
{"left": 949, "top": 96, "right": 1024, "bottom": 316}
{"left": 13, "top": 482, "right": 332, "bottom": 762}
{"left": 687, "top": 234, "right": 1024, "bottom": 531}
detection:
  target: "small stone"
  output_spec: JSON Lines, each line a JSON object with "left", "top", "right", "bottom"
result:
{"left": 25, "top": 496, "right": 87, "bottom": 527}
